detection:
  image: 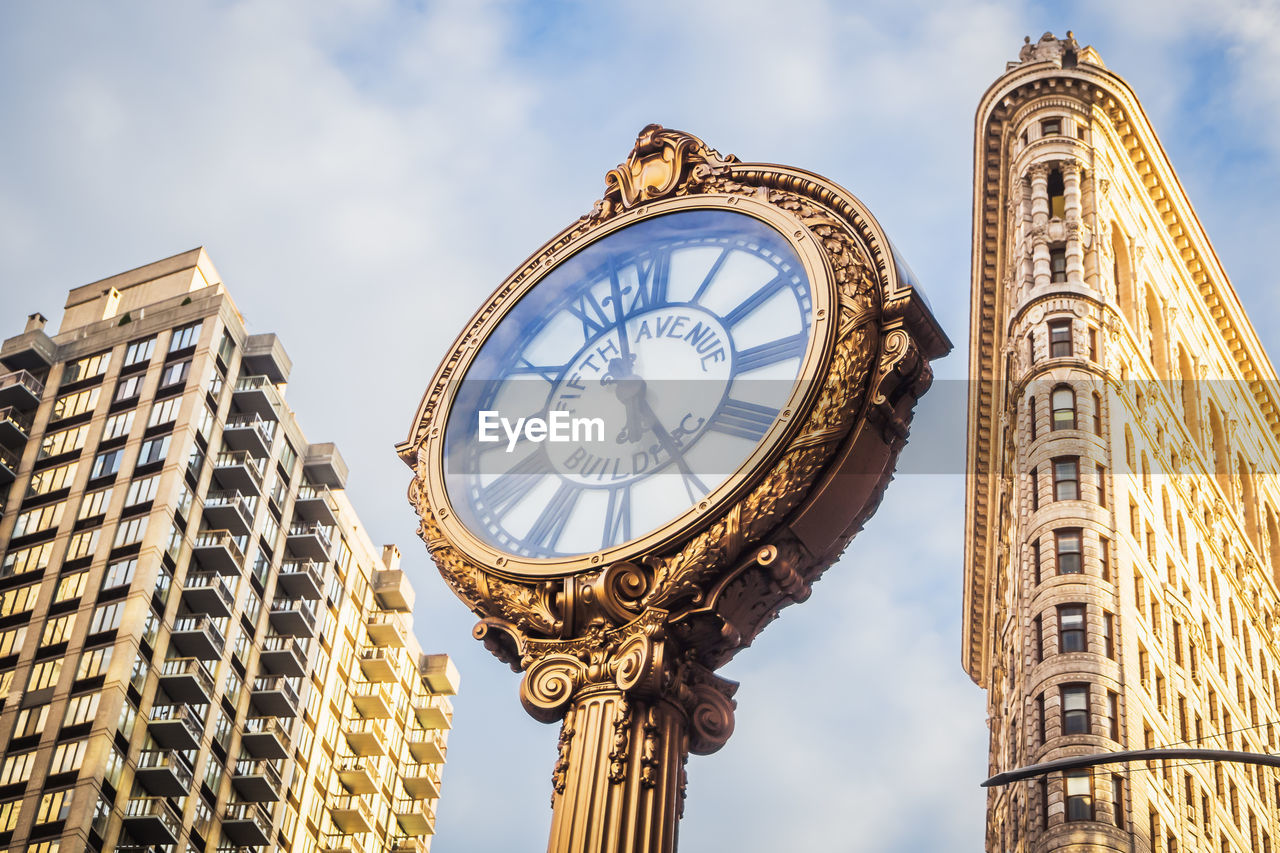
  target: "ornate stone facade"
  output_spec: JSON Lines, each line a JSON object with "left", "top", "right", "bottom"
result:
{"left": 966, "top": 33, "right": 1280, "bottom": 853}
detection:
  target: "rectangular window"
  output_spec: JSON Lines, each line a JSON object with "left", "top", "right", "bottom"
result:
{"left": 63, "top": 692, "right": 100, "bottom": 727}
{"left": 1033, "top": 540, "right": 1042, "bottom": 584}
{"left": 13, "top": 704, "right": 47, "bottom": 738}
{"left": 1041, "top": 117, "right": 1061, "bottom": 137}
{"left": 1048, "top": 319, "right": 1073, "bottom": 357}
{"left": 0, "top": 583, "right": 40, "bottom": 617}
{"left": 1064, "top": 763, "right": 1095, "bottom": 819}
{"left": 1028, "top": 395, "right": 1038, "bottom": 440}
{"left": 1050, "top": 246, "right": 1067, "bottom": 283}
{"left": 89, "top": 601, "right": 124, "bottom": 635}
{"left": 28, "top": 461, "right": 78, "bottom": 496}
{"left": 1102, "top": 611, "right": 1115, "bottom": 658}
{"left": 124, "top": 474, "right": 160, "bottom": 506}
{"left": 136, "top": 435, "right": 170, "bottom": 467}
{"left": 61, "top": 350, "right": 112, "bottom": 385}
{"left": 76, "top": 646, "right": 113, "bottom": 680}
{"left": 0, "top": 751, "right": 35, "bottom": 785}
{"left": 102, "top": 410, "right": 134, "bottom": 441}
{"left": 1096, "top": 464, "right": 1107, "bottom": 507}
{"left": 1062, "top": 685, "right": 1090, "bottom": 735}
{"left": 1034, "top": 615, "right": 1044, "bottom": 662}
{"left": 1030, "top": 467, "right": 1040, "bottom": 510}
{"left": 1092, "top": 392, "right": 1103, "bottom": 435}
{"left": 113, "top": 374, "right": 145, "bottom": 403}
{"left": 78, "top": 486, "right": 112, "bottom": 520}
{"left": 0, "top": 626, "right": 27, "bottom": 657}
{"left": 169, "top": 321, "right": 202, "bottom": 352}
{"left": 1056, "top": 529, "right": 1083, "bottom": 574}
{"left": 38, "top": 425, "right": 88, "bottom": 459}
{"left": 34, "top": 788, "right": 73, "bottom": 824}
{"left": 40, "top": 613, "right": 76, "bottom": 646}
{"left": 1053, "top": 456, "right": 1080, "bottom": 500}
{"left": 1059, "top": 605, "right": 1086, "bottom": 652}
{"left": 0, "top": 799, "right": 23, "bottom": 832}
{"left": 2, "top": 542, "right": 53, "bottom": 577}
{"left": 50, "top": 387, "right": 99, "bottom": 420}
{"left": 159, "top": 359, "right": 190, "bottom": 389}
{"left": 1107, "top": 691, "right": 1120, "bottom": 740}
{"left": 27, "top": 659, "right": 62, "bottom": 691}
{"left": 101, "top": 558, "right": 136, "bottom": 590}
{"left": 1027, "top": 331, "right": 1037, "bottom": 364}
{"left": 1112, "top": 775, "right": 1125, "bottom": 828}
{"left": 12, "top": 502, "right": 65, "bottom": 537}
{"left": 124, "top": 336, "right": 155, "bottom": 366}
{"left": 112, "top": 516, "right": 148, "bottom": 548}
{"left": 65, "top": 528, "right": 100, "bottom": 561}
{"left": 148, "top": 396, "right": 182, "bottom": 427}
{"left": 54, "top": 570, "right": 87, "bottom": 603}
{"left": 49, "top": 739, "right": 87, "bottom": 774}
{"left": 90, "top": 448, "right": 124, "bottom": 479}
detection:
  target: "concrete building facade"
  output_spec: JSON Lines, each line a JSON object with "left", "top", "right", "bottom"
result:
{"left": 0, "top": 249, "right": 457, "bottom": 852}
{"left": 966, "top": 33, "right": 1280, "bottom": 853}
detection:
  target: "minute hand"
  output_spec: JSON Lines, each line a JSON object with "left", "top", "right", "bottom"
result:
{"left": 638, "top": 397, "right": 709, "bottom": 502}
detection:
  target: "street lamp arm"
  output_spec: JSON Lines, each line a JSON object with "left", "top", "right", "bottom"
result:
{"left": 983, "top": 747, "right": 1280, "bottom": 788}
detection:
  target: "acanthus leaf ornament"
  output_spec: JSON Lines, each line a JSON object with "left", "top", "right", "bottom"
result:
{"left": 591, "top": 124, "right": 738, "bottom": 221}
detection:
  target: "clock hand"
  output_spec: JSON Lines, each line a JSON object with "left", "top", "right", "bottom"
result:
{"left": 604, "top": 357, "right": 645, "bottom": 443}
{"left": 635, "top": 394, "right": 709, "bottom": 501}
{"left": 606, "top": 260, "right": 634, "bottom": 365}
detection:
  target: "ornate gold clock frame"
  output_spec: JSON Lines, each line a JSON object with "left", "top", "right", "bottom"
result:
{"left": 397, "top": 125, "right": 950, "bottom": 853}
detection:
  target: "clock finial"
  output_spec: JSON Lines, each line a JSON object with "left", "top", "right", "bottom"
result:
{"left": 591, "top": 124, "right": 738, "bottom": 220}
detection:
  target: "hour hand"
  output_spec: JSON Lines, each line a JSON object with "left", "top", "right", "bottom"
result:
{"left": 602, "top": 356, "right": 646, "bottom": 443}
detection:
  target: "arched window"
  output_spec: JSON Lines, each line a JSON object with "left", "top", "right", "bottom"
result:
{"left": 1209, "top": 403, "right": 1229, "bottom": 496}
{"left": 1267, "top": 507, "right": 1280, "bottom": 585}
{"left": 1141, "top": 452, "right": 1151, "bottom": 495}
{"left": 1124, "top": 426, "right": 1135, "bottom": 470}
{"left": 1178, "top": 347, "right": 1202, "bottom": 446}
{"left": 1052, "top": 385, "right": 1076, "bottom": 431}
{"left": 1239, "top": 455, "right": 1259, "bottom": 550}
{"left": 1029, "top": 394, "right": 1038, "bottom": 440}
{"left": 1112, "top": 223, "right": 1137, "bottom": 330}
{"left": 1092, "top": 392, "right": 1103, "bottom": 436}
{"left": 1144, "top": 288, "right": 1168, "bottom": 376}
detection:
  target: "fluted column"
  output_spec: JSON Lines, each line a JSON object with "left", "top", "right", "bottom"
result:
{"left": 1062, "top": 161, "right": 1085, "bottom": 284}
{"left": 1028, "top": 164, "right": 1051, "bottom": 288}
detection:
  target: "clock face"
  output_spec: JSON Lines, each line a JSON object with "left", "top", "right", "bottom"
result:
{"left": 442, "top": 208, "right": 817, "bottom": 561}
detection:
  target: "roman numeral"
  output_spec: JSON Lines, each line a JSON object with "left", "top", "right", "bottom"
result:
{"left": 723, "top": 273, "right": 788, "bottom": 327}
{"left": 523, "top": 481, "right": 580, "bottom": 552}
{"left": 481, "top": 451, "right": 553, "bottom": 518}
{"left": 565, "top": 291, "right": 612, "bottom": 340}
{"left": 690, "top": 248, "right": 730, "bottom": 305}
{"left": 707, "top": 399, "right": 780, "bottom": 442}
{"left": 735, "top": 333, "right": 808, "bottom": 374}
{"left": 506, "top": 357, "right": 565, "bottom": 384}
{"left": 602, "top": 486, "right": 632, "bottom": 549}
{"left": 628, "top": 249, "right": 670, "bottom": 314}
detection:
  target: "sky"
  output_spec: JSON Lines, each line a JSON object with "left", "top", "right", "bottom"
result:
{"left": 3, "top": 1, "right": 1280, "bottom": 850}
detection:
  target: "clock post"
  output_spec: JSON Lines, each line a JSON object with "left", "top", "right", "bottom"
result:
{"left": 399, "top": 125, "right": 950, "bottom": 853}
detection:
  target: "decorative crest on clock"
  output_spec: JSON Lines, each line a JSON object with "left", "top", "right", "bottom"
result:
{"left": 591, "top": 124, "right": 737, "bottom": 219}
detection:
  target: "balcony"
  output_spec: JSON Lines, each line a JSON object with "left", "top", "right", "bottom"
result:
{"left": 0, "top": 370, "right": 43, "bottom": 409}
{"left": 222, "top": 802, "right": 274, "bottom": 846}
{"left": 391, "top": 840, "right": 430, "bottom": 853}
{"left": 329, "top": 794, "right": 374, "bottom": 834}
{"left": 122, "top": 796, "right": 180, "bottom": 844}
{"left": 181, "top": 571, "right": 236, "bottom": 618}
{"left": 303, "top": 442, "right": 348, "bottom": 488}
{"left": 192, "top": 529, "right": 246, "bottom": 576}
{"left": 233, "top": 758, "right": 283, "bottom": 802}
{"left": 402, "top": 763, "right": 442, "bottom": 800}
{"left": 286, "top": 522, "right": 333, "bottom": 560}
{"left": 203, "top": 491, "right": 257, "bottom": 536}
{"left": 0, "top": 406, "right": 31, "bottom": 446}
{"left": 321, "top": 834, "right": 368, "bottom": 853}
{"left": 336, "top": 756, "right": 381, "bottom": 795}
{"left": 0, "top": 323, "right": 55, "bottom": 372}
{"left": 352, "top": 683, "right": 394, "bottom": 719}
{"left": 278, "top": 559, "right": 325, "bottom": 600}
{"left": 170, "top": 614, "right": 226, "bottom": 659}
{"left": 147, "top": 703, "right": 204, "bottom": 750}
{"left": 366, "top": 611, "right": 407, "bottom": 648}
{"left": 134, "top": 748, "right": 195, "bottom": 796}
{"left": 222, "top": 412, "right": 276, "bottom": 458}
{"left": 259, "top": 634, "right": 307, "bottom": 677}
{"left": 232, "top": 374, "right": 283, "bottom": 419}
{"left": 419, "top": 654, "right": 460, "bottom": 696}
{"left": 344, "top": 718, "right": 386, "bottom": 757}
{"left": 394, "top": 797, "right": 436, "bottom": 836}
{"left": 412, "top": 695, "right": 453, "bottom": 731}
{"left": 242, "top": 716, "right": 292, "bottom": 760}
{"left": 359, "top": 648, "right": 398, "bottom": 683}
{"left": 242, "top": 333, "right": 292, "bottom": 383}
{"left": 250, "top": 675, "right": 300, "bottom": 718}
{"left": 0, "top": 446, "right": 17, "bottom": 485}
{"left": 268, "top": 598, "right": 317, "bottom": 638}
{"left": 213, "top": 450, "right": 265, "bottom": 495}
{"left": 293, "top": 483, "right": 338, "bottom": 526}
{"left": 407, "top": 728, "right": 447, "bottom": 765}
{"left": 372, "top": 568, "right": 413, "bottom": 611}
{"left": 158, "top": 656, "right": 215, "bottom": 704}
